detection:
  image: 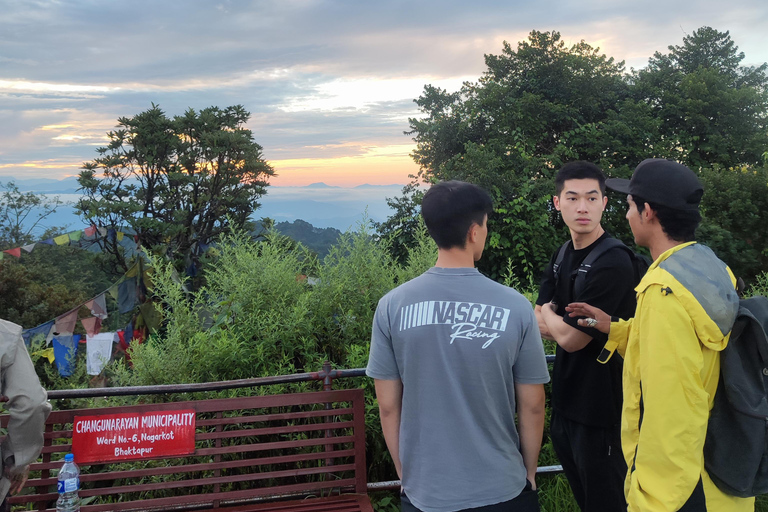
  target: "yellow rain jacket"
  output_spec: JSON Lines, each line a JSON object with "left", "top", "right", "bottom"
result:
{"left": 602, "top": 242, "right": 754, "bottom": 511}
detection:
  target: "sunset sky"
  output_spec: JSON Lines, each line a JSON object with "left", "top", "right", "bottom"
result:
{"left": 1, "top": 0, "right": 766, "bottom": 187}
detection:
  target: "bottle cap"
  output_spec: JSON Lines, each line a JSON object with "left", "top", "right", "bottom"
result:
{"left": 64, "top": 453, "right": 74, "bottom": 462}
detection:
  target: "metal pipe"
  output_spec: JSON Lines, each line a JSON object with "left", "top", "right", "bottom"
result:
{"left": 366, "top": 466, "right": 564, "bottom": 492}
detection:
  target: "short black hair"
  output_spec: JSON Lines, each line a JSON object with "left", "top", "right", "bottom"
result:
{"left": 633, "top": 194, "right": 701, "bottom": 243}
{"left": 555, "top": 161, "right": 606, "bottom": 196}
{"left": 421, "top": 181, "right": 493, "bottom": 250}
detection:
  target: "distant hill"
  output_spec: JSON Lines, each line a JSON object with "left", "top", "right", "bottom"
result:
{"left": 273, "top": 220, "right": 343, "bottom": 258}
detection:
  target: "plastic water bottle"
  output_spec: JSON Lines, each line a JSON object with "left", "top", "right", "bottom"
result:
{"left": 56, "top": 453, "right": 81, "bottom": 512}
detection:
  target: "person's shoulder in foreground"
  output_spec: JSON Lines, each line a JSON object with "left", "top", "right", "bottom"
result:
{"left": 0, "top": 319, "right": 52, "bottom": 506}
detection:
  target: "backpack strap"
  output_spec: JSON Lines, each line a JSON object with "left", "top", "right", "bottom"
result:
{"left": 552, "top": 240, "right": 571, "bottom": 284}
{"left": 573, "top": 237, "right": 628, "bottom": 298}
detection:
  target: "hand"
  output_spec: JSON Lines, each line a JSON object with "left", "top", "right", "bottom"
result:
{"left": 4, "top": 465, "right": 29, "bottom": 495}
{"left": 533, "top": 305, "right": 555, "bottom": 341}
{"left": 566, "top": 302, "right": 611, "bottom": 334}
{"left": 528, "top": 476, "right": 537, "bottom": 491}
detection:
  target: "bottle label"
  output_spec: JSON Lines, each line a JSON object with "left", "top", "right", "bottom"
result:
{"left": 57, "top": 477, "right": 79, "bottom": 493}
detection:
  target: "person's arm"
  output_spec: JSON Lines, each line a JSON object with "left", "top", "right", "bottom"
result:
{"left": 515, "top": 382, "right": 546, "bottom": 489}
{"left": 539, "top": 302, "right": 592, "bottom": 352}
{"left": 374, "top": 379, "right": 404, "bottom": 480}
{"left": 1, "top": 332, "right": 51, "bottom": 486}
{"left": 533, "top": 305, "right": 554, "bottom": 341}
{"left": 566, "top": 302, "right": 632, "bottom": 360}
{"left": 624, "top": 289, "right": 710, "bottom": 511}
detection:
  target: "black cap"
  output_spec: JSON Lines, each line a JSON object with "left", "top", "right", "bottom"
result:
{"left": 605, "top": 159, "right": 703, "bottom": 211}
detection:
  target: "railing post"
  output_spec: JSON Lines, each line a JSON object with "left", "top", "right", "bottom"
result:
{"left": 322, "top": 361, "right": 335, "bottom": 475}
{"left": 322, "top": 360, "right": 333, "bottom": 391}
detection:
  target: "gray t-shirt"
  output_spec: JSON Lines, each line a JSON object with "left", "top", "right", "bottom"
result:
{"left": 366, "top": 267, "right": 550, "bottom": 512}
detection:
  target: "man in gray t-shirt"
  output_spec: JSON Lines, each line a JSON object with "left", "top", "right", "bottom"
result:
{"left": 367, "top": 181, "right": 550, "bottom": 512}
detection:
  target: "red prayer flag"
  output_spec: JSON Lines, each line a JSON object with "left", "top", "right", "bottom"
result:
{"left": 80, "top": 317, "right": 102, "bottom": 336}
{"left": 3, "top": 248, "right": 21, "bottom": 258}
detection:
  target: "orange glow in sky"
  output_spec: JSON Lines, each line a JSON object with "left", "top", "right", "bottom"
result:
{"left": 269, "top": 144, "right": 418, "bottom": 187}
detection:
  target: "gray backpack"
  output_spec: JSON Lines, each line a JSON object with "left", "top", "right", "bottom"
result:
{"left": 704, "top": 295, "right": 768, "bottom": 497}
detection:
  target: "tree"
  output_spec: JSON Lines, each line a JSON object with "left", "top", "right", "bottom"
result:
{"left": 631, "top": 27, "right": 768, "bottom": 168}
{"left": 374, "top": 183, "right": 425, "bottom": 265}
{"left": 77, "top": 104, "right": 275, "bottom": 273}
{"left": 405, "top": 31, "right": 640, "bottom": 280}
{"left": 0, "top": 181, "right": 66, "bottom": 248}
{"left": 697, "top": 163, "right": 768, "bottom": 282}
{"left": 396, "top": 28, "right": 768, "bottom": 283}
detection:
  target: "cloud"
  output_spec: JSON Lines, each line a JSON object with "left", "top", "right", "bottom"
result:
{"left": 0, "top": 0, "right": 766, "bottom": 188}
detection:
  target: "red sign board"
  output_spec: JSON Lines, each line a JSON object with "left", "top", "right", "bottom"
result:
{"left": 72, "top": 410, "right": 196, "bottom": 464}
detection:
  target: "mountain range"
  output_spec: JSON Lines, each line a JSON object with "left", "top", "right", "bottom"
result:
{"left": 2, "top": 177, "right": 406, "bottom": 232}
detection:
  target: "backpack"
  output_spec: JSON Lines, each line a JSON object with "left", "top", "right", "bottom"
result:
{"left": 704, "top": 295, "right": 768, "bottom": 497}
{"left": 552, "top": 237, "right": 650, "bottom": 299}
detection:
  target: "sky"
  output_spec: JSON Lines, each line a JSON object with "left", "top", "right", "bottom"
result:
{"left": 1, "top": 0, "right": 767, "bottom": 188}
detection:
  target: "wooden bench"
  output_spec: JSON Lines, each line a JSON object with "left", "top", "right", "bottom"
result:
{"left": 2, "top": 389, "right": 373, "bottom": 512}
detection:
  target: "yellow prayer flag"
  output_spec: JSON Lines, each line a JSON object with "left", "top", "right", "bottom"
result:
{"left": 117, "top": 231, "right": 124, "bottom": 241}
{"left": 33, "top": 348, "right": 56, "bottom": 364}
{"left": 108, "top": 284, "right": 119, "bottom": 300}
{"left": 54, "top": 234, "right": 70, "bottom": 245}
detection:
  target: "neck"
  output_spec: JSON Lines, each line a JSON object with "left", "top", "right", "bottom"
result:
{"left": 571, "top": 226, "right": 604, "bottom": 250}
{"left": 434, "top": 247, "right": 476, "bottom": 268}
{"left": 647, "top": 233, "right": 687, "bottom": 261}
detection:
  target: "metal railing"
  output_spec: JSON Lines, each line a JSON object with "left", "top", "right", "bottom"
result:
{"left": 45, "top": 357, "right": 562, "bottom": 490}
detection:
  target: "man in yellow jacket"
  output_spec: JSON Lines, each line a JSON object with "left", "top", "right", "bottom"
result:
{"left": 567, "top": 159, "right": 754, "bottom": 511}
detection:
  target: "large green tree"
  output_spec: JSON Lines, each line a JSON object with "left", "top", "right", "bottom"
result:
{"left": 631, "top": 27, "right": 768, "bottom": 168}
{"left": 397, "top": 28, "right": 768, "bottom": 283}
{"left": 77, "top": 104, "right": 275, "bottom": 273}
{"left": 406, "top": 31, "right": 649, "bottom": 279}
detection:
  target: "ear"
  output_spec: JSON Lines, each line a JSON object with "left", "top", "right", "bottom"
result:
{"left": 642, "top": 203, "right": 656, "bottom": 222}
{"left": 601, "top": 195, "right": 608, "bottom": 211}
{"left": 467, "top": 223, "right": 480, "bottom": 244}
{"left": 553, "top": 194, "right": 561, "bottom": 211}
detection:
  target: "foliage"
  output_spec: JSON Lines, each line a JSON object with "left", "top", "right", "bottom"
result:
{"left": 390, "top": 27, "right": 768, "bottom": 283}
{"left": 697, "top": 164, "right": 768, "bottom": 282}
{"left": 90, "top": 222, "right": 435, "bottom": 485}
{"left": 0, "top": 181, "right": 66, "bottom": 248}
{"left": 631, "top": 27, "right": 768, "bottom": 169}
{"left": 374, "top": 183, "right": 425, "bottom": 265}
{"left": 273, "top": 219, "right": 342, "bottom": 259}
{"left": 77, "top": 104, "right": 274, "bottom": 274}
{"left": 403, "top": 30, "right": 648, "bottom": 281}
{"left": 746, "top": 271, "right": 768, "bottom": 299}
{"left": 0, "top": 244, "right": 112, "bottom": 329}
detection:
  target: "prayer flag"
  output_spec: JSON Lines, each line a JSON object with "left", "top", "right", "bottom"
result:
{"left": 33, "top": 347, "right": 55, "bottom": 364}
{"left": 85, "top": 293, "right": 108, "bottom": 320}
{"left": 54, "top": 234, "right": 70, "bottom": 245}
{"left": 80, "top": 317, "right": 102, "bottom": 336}
{"left": 55, "top": 309, "right": 78, "bottom": 335}
{"left": 3, "top": 248, "right": 21, "bottom": 258}
{"left": 69, "top": 230, "right": 83, "bottom": 241}
{"left": 21, "top": 243, "right": 36, "bottom": 253}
